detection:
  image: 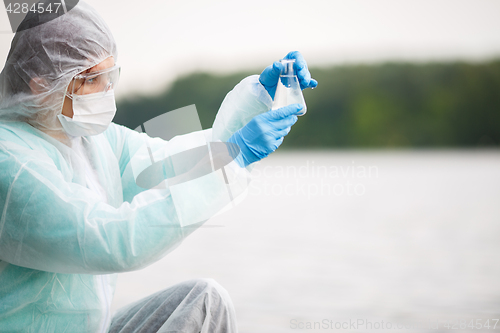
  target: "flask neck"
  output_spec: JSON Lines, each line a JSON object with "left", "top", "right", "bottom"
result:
{"left": 281, "top": 59, "right": 296, "bottom": 76}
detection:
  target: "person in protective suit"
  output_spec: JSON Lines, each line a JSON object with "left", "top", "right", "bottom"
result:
{"left": 0, "top": 1, "right": 317, "bottom": 332}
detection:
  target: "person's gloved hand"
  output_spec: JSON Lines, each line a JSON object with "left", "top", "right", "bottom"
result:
{"left": 228, "top": 104, "right": 303, "bottom": 167}
{"left": 259, "top": 51, "right": 318, "bottom": 100}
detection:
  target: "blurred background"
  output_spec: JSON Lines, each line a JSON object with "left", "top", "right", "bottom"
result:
{"left": 2, "top": 0, "right": 500, "bottom": 331}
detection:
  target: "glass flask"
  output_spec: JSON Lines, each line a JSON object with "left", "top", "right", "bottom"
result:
{"left": 271, "top": 59, "right": 307, "bottom": 116}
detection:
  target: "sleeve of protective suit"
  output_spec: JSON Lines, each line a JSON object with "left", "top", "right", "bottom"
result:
{"left": 212, "top": 75, "right": 273, "bottom": 142}
{"left": 108, "top": 123, "right": 251, "bottom": 227}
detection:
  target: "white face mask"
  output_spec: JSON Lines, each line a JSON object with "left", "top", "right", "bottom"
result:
{"left": 58, "top": 90, "right": 117, "bottom": 137}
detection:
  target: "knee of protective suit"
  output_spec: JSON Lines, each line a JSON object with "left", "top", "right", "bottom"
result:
{"left": 194, "top": 278, "right": 233, "bottom": 305}
{"left": 148, "top": 278, "right": 238, "bottom": 333}
{"left": 190, "top": 278, "right": 237, "bottom": 332}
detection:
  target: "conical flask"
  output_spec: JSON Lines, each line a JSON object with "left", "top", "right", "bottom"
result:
{"left": 271, "top": 59, "right": 307, "bottom": 116}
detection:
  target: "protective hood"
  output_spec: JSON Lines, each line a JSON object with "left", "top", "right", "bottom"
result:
{"left": 0, "top": 1, "right": 118, "bottom": 138}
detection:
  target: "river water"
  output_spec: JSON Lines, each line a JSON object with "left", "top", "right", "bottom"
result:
{"left": 111, "top": 150, "right": 500, "bottom": 332}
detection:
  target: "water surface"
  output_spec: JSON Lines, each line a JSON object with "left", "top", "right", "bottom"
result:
{"left": 112, "top": 150, "right": 500, "bottom": 332}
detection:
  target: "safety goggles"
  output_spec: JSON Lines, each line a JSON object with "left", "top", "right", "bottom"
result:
{"left": 67, "top": 64, "right": 121, "bottom": 98}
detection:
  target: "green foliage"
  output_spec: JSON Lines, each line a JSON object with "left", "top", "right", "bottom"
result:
{"left": 116, "top": 61, "right": 500, "bottom": 148}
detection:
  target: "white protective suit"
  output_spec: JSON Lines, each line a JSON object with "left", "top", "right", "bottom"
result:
{"left": 0, "top": 1, "right": 272, "bottom": 332}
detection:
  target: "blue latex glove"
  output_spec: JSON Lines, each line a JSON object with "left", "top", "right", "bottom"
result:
{"left": 228, "top": 104, "right": 303, "bottom": 167}
{"left": 259, "top": 51, "right": 318, "bottom": 100}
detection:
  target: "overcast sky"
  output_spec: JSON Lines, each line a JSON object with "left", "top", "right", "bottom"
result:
{"left": 1, "top": 0, "right": 500, "bottom": 97}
